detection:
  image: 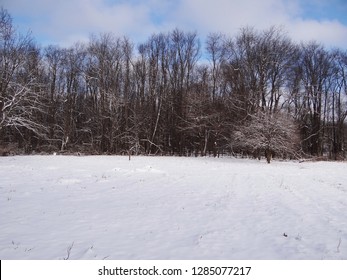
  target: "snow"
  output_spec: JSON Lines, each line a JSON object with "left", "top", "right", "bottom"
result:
{"left": 0, "top": 155, "right": 346, "bottom": 260}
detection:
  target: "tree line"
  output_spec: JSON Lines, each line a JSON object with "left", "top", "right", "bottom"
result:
{"left": 1, "top": 8, "right": 346, "bottom": 160}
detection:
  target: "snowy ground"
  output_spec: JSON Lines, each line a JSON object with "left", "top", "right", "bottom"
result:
{"left": 0, "top": 155, "right": 346, "bottom": 260}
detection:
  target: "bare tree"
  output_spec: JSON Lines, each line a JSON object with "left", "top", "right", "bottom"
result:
{"left": 232, "top": 110, "right": 300, "bottom": 163}
{"left": 299, "top": 42, "right": 332, "bottom": 156}
{"left": 0, "top": 8, "right": 47, "bottom": 144}
{"left": 167, "top": 29, "right": 200, "bottom": 154}
{"left": 206, "top": 32, "right": 226, "bottom": 102}
{"left": 43, "top": 45, "right": 64, "bottom": 143}
{"left": 326, "top": 49, "right": 347, "bottom": 159}
{"left": 87, "top": 33, "right": 123, "bottom": 152}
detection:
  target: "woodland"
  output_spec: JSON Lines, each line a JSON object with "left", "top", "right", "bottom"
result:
{"left": 1, "top": 8, "right": 346, "bottom": 161}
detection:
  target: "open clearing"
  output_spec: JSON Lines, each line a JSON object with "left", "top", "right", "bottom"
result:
{"left": 0, "top": 155, "right": 346, "bottom": 259}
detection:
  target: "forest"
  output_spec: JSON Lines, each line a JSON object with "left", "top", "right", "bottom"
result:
{"left": 1, "top": 8, "right": 346, "bottom": 160}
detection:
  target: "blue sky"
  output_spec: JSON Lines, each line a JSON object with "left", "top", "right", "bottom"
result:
{"left": 300, "top": 0, "right": 347, "bottom": 24}
{"left": 2, "top": 0, "right": 347, "bottom": 49}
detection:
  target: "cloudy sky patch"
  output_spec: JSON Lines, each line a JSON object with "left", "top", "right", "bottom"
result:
{"left": 2, "top": 0, "right": 347, "bottom": 48}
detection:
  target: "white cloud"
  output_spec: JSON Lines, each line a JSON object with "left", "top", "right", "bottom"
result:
{"left": 2, "top": 0, "right": 347, "bottom": 49}
{"left": 3, "top": 0, "right": 157, "bottom": 46}
{"left": 173, "top": 0, "right": 294, "bottom": 35}
{"left": 173, "top": 0, "right": 347, "bottom": 48}
{"left": 287, "top": 19, "right": 347, "bottom": 48}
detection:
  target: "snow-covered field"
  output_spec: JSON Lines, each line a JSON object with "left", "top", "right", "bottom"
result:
{"left": 0, "top": 155, "right": 346, "bottom": 260}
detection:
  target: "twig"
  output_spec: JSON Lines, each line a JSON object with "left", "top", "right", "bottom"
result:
{"left": 64, "top": 241, "right": 74, "bottom": 260}
{"left": 336, "top": 238, "right": 342, "bottom": 253}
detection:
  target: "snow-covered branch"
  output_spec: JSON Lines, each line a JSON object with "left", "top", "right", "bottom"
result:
{"left": 231, "top": 110, "right": 300, "bottom": 162}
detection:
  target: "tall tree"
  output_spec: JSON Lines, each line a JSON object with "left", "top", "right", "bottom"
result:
{"left": 0, "top": 8, "right": 47, "bottom": 147}
{"left": 299, "top": 42, "right": 332, "bottom": 156}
